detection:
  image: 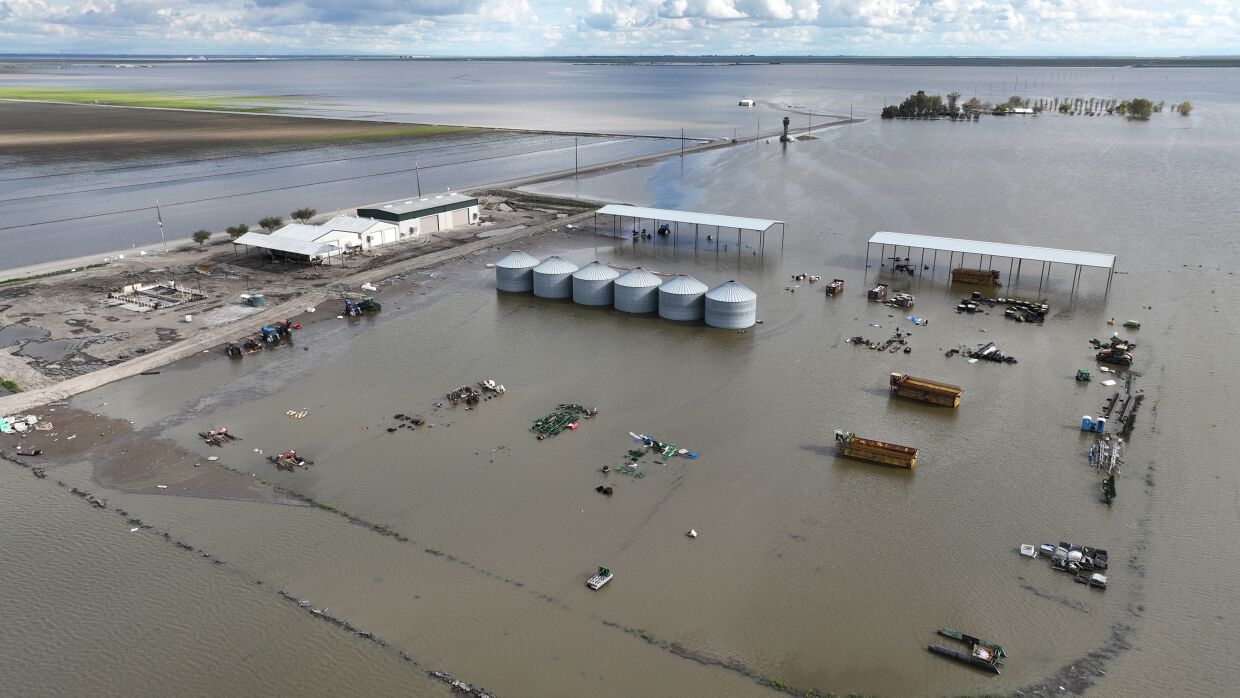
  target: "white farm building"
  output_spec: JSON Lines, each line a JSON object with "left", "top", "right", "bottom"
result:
{"left": 232, "top": 215, "right": 398, "bottom": 264}
{"left": 356, "top": 193, "right": 480, "bottom": 239}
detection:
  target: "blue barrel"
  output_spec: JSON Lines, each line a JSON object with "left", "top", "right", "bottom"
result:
{"left": 251, "top": 293, "right": 266, "bottom": 307}
{"left": 1081, "top": 416, "right": 1093, "bottom": 431}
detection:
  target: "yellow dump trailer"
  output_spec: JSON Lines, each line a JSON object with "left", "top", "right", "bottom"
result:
{"left": 889, "top": 373, "right": 962, "bottom": 408}
{"left": 833, "top": 430, "right": 919, "bottom": 469}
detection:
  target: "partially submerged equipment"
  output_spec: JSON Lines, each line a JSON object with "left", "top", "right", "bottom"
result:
{"left": 834, "top": 429, "right": 919, "bottom": 469}
{"left": 586, "top": 566, "right": 613, "bottom": 590}
{"left": 928, "top": 628, "right": 1005, "bottom": 674}
{"left": 888, "top": 373, "right": 962, "bottom": 407}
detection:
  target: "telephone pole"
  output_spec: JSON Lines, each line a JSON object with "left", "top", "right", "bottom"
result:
{"left": 415, "top": 161, "right": 422, "bottom": 196}
{"left": 155, "top": 199, "right": 167, "bottom": 253}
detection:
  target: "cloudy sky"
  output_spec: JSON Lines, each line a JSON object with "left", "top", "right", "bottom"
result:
{"left": 0, "top": 0, "right": 1236, "bottom": 55}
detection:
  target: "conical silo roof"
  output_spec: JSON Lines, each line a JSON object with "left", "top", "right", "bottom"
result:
{"left": 615, "top": 267, "right": 663, "bottom": 288}
{"left": 495, "top": 250, "right": 540, "bottom": 269}
{"left": 705, "top": 280, "right": 757, "bottom": 302}
{"left": 533, "top": 256, "right": 579, "bottom": 274}
{"left": 659, "top": 275, "right": 708, "bottom": 295}
{"left": 572, "top": 261, "right": 620, "bottom": 281}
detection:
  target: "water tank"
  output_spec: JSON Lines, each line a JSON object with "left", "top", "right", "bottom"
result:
{"left": 613, "top": 267, "right": 662, "bottom": 314}
{"left": 494, "top": 250, "right": 540, "bottom": 292}
{"left": 658, "top": 275, "right": 708, "bottom": 321}
{"left": 532, "top": 256, "right": 578, "bottom": 299}
{"left": 572, "top": 261, "right": 620, "bottom": 306}
{"left": 705, "top": 280, "right": 757, "bottom": 329}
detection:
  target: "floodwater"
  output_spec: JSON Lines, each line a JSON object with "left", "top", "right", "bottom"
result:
{"left": 3, "top": 62, "right": 1240, "bottom": 697}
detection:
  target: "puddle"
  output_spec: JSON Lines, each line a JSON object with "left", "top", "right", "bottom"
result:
{"left": 0, "top": 322, "right": 50, "bottom": 347}
{"left": 17, "top": 337, "right": 89, "bottom": 360}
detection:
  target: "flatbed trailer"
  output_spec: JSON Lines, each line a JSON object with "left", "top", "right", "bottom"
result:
{"left": 889, "top": 373, "right": 962, "bottom": 407}
{"left": 834, "top": 429, "right": 919, "bottom": 469}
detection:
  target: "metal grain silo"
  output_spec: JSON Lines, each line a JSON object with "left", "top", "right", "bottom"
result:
{"left": 572, "top": 261, "right": 620, "bottom": 306}
{"left": 705, "top": 280, "right": 757, "bottom": 329}
{"left": 532, "top": 256, "right": 578, "bottom": 299}
{"left": 494, "top": 250, "right": 540, "bottom": 292}
{"left": 613, "top": 267, "right": 662, "bottom": 314}
{"left": 658, "top": 275, "right": 708, "bottom": 321}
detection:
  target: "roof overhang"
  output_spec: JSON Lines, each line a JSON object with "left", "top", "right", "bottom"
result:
{"left": 869, "top": 231, "right": 1115, "bottom": 269}
{"left": 233, "top": 232, "right": 340, "bottom": 257}
{"left": 597, "top": 204, "right": 782, "bottom": 233}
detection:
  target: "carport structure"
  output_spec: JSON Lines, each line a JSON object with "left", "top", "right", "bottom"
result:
{"left": 866, "top": 231, "right": 1117, "bottom": 295}
{"left": 594, "top": 204, "right": 785, "bottom": 254}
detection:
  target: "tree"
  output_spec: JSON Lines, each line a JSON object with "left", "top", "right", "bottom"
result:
{"left": 1059, "top": 103, "right": 1071, "bottom": 114}
{"left": 1177, "top": 101, "right": 1193, "bottom": 115}
{"left": 258, "top": 216, "right": 283, "bottom": 233}
{"left": 964, "top": 97, "right": 983, "bottom": 113}
{"left": 226, "top": 223, "right": 249, "bottom": 240}
{"left": 947, "top": 91, "right": 961, "bottom": 114}
{"left": 291, "top": 207, "right": 316, "bottom": 224}
{"left": 1127, "top": 98, "right": 1153, "bottom": 120}
{"left": 192, "top": 230, "right": 212, "bottom": 249}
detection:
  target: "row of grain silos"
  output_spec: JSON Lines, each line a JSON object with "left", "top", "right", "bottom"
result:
{"left": 494, "top": 251, "right": 756, "bottom": 328}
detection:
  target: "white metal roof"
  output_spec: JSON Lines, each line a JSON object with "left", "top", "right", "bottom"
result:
{"left": 869, "top": 231, "right": 1115, "bottom": 269}
{"left": 532, "top": 256, "right": 579, "bottom": 274}
{"left": 659, "top": 275, "right": 708, "bottom": 295}
{"left": 597, "top": 204, "right": 781, "bottom": 232}
{"left": 615, "top": 267, "right": 663, "bottom": 288}
{"left": 573, "top": 261, "right": 620, "bottom": 281}
{"left": 234, "top": 232, "right": 339, "bottom": 257}
{"left": 706, "top": 280, "right": 758, "bottom": 302}
{"left": 267, "top": 223, "right": 326, "bottom": 242}
{"left": 495, "top": 250, "right": 541, "bottom": 269}
{"left": 322, "top": 215, "right": 394, "bottom": 234}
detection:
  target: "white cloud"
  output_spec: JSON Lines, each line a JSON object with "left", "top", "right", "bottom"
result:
{"left": 0, "top": 0, "right": 1236, "bottom": 54}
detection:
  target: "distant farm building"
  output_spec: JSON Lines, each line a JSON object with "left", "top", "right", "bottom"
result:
{"left": 232, "top": 215, "right": 398, "bottom": 264}
{"left": 356, "top": 193, "right": 480, "bottom": 239}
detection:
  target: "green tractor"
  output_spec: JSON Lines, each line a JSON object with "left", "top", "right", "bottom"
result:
{"left": 344, "top": 296, "right": 381, "bottom": 316}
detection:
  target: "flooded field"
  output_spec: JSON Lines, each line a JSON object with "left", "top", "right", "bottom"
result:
{"left": 3, "top": 62, "right": 1240, "bottom": 696}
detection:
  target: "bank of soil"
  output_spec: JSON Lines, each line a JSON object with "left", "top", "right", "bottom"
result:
{"left": 0, "top": 101, "right": 476, "bottom": 164}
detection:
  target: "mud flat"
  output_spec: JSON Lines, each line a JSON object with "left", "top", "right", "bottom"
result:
{"left": 0, "top": 101, "right": 476, "bottom": 164}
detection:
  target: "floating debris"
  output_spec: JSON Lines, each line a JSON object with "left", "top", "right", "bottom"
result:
{"left": 532, "top": 404, "right": 597, "bottom": 440}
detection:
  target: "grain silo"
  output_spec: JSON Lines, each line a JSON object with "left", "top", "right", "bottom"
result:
{"left": 572, "top": 261, "right": 620, "bottom": 306}
{"left": 658, "top": 275, "right": 708, "bottom": 321}
{"left": 532, "top": 256, "right": 578, "bottom": 299}
{"left": 494, "top": 250, "right": 540, "bottom": 292}
{"left": 705, "top": 280, "right": 757, "bottom": 329}
{"left": 613, "top": 267, "right": 662, "bottom": 314}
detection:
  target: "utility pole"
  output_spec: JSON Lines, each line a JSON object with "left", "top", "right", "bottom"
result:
{"left": 155, "top": 199, "right": 167, "bottom": 253}
{"left": 574, "top": 137, "right": 579, "bottom": 175}
{"left": 415, "top": 161, "right": 422, "bottom": 196}
{"left": 680, "top": 128, "right": 684, "bottom": 157}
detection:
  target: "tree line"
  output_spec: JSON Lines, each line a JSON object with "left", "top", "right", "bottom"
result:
{"left": 883, "top": 91, "right": 1194, "bottom": 122}
{"left": 191, "top": 207, "right": 317, "bottom": 249}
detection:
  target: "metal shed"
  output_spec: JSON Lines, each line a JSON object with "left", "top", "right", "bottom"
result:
{"left": 613, "top": 267, "right": 663, "bottom": 314}
{"left": 494, "top": 250, "right": 541, "bottom": 292}
{"left": 705, "top": 280, "right": 757, "bottom": 329}
{"left": 572, "top": 261, "right": 620, "bottom": 306}
{"left": 658, "top": 275, "right": 708, "bottom": 321}
{"left": 532, "top": 256, "right": 579, "bottom": 299}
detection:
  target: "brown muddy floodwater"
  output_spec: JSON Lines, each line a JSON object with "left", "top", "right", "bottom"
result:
{"left": 4, "top": 102, "right": 1240, "bottom": 697}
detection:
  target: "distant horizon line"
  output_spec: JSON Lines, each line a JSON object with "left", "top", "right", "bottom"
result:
{"left": 4, "top": 53, "right": 1239, "bottom": 60}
